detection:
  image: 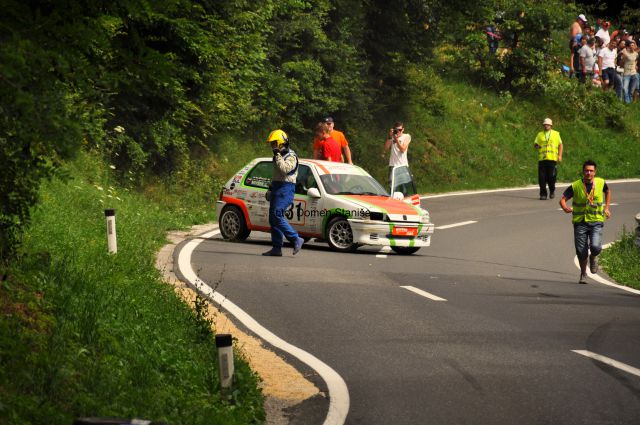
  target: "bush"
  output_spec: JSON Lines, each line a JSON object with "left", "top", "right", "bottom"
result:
{"left": 543, "top": 74, "right": 627, "bottom": 129}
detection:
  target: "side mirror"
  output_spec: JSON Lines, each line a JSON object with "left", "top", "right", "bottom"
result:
{"left": 392, "top": 191, "right": 404, "bottom": 200}
{"left": 307, "top": 188, "right": 321, "bottom": 198}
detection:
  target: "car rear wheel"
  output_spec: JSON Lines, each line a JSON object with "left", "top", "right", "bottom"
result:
{"left": 390, "top": 246, "right": 420, "bottom": 255}
{"left": 326, "top": 217, "right": 357, "bottom": 252}
{"left": 219, "top": 206, "right": 250, "bottom": 241}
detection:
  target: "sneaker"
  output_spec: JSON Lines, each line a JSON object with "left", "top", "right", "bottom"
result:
{"left": 293, "top": 237, "right": 304, "bottom": 255}
{"left": 579, "top": 273, "right": 588, "bottom": 284}
{"left": 539, "top": 195, "right": 547, "bottom": 200}
{"left": 549, "top": 192, "right": 555, "bottom": 199}
{"left": 589, "top": 255, "right": 598, "bottom": 274}
{"left": 262, "top": 248, "right": 282, "bottom": 257}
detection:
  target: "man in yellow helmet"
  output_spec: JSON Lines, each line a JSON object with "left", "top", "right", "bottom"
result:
{"left": 534, "top": 117, "right": 563, "bottom": 200}
{"left": 263, "top": 129, "right": 304, "bottom": 256}
{"left": 559, "top": 160, "right": 612, "bottom": 284}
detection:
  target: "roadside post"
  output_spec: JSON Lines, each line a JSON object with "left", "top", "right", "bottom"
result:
{"left": 105, "top": 209, "right": 117, "bottom": 254}
{"left": 215, "top": 334, "right": 234, "bottom": 391}
{"left": 635, "top": 212, "right": 640, "bottom": 249}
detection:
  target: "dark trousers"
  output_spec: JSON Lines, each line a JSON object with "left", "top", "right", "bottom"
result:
{"left": 538, "top": 160, "right": 557, "bottom": 197}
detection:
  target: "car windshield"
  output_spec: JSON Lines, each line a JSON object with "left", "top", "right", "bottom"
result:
{"left": 320, "top": 174, "right": 389, "bottom": 196}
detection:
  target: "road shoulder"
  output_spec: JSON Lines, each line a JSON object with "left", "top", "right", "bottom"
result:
{"left": 155, "top": 223, "right": 320, "bottom": 425}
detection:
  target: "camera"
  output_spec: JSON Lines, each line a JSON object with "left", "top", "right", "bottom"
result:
{"left": 392, "top": 128, "right": 399, "bottom": 135}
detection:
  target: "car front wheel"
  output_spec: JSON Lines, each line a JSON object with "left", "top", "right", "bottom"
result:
{"left": 219, "top": 206, "right": 250, "bottom": 241}
{"left": 390, "top": 246, "right": 420, "bottom": 255}
{"left": 326, "top": 217, "right": 357, "bottom": 252}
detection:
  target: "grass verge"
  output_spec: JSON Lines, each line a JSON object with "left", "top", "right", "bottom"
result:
{"left": 600, "top": 227, "right": 640, "bottom": 290}
{"left": 0, "top": 152, "right": 264, "bottom": 425}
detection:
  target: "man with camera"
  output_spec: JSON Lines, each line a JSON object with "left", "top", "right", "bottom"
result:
{"left": 385, "top": 121, "right": 411, "bottom": 182}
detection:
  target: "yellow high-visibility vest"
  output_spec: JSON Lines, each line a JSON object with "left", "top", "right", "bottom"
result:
{"left": 572, "top": 177, "right": 605, "bottom": 223}
{"left": 535, "top": 130, "right": 562, "bottom": 161}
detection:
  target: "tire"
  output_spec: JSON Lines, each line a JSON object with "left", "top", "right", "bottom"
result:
{"left": 390, "top": 246, "right": 420, "bottom": 255}
{"left": 326, "top": 217, "right": 357, "bottom": 252}
{"left": 219, "top": 206, "right": 250, "bottom": 241}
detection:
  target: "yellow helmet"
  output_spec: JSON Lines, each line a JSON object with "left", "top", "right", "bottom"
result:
{"left": 266, "top": 129, "right": 289, "bottom": 148}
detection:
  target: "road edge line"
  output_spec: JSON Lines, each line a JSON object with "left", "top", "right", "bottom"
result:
{"left": 176, "top": 228, "right": 350, "bottom": 425}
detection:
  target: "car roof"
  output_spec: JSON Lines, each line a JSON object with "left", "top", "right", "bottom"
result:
{"left": 253, "top": 157, "right": 369, "bottom": 176}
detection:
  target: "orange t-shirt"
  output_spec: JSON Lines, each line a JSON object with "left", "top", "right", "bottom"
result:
{"left": 313, "top": 129, "right": 348, "bottom": 152}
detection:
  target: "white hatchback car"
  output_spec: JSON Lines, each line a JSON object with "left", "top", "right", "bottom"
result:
{"left": 216, "top": 158, "right": 434, "bottom": 254}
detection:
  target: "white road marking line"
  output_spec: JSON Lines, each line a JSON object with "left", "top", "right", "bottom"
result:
{"left": 572, "top": 247, "right": 640, "bottom": 295}
{"left": 179, "top": 228, "right": 350, "bottom": 425}
{"left": 376, "top": 254, "right": 387, "bottom": 258}
{"left": 435, "top": 220, "right": 477, "bottom": 230}
{"left": 400, "top": 285, "right": 447, "bottom": 301}
{"left": 572, "top": 350, "right": 640, "bottom": 378}
{"left": 420, "top": 179, "right": 640, "bottom": 199}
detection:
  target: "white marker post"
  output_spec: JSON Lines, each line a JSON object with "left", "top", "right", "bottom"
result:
{"left": 105, "top": 209, "right": 117, "bottom": 254}
{"left": 215, "top": 334, "right": 234, "bottom": 390}
{"left": 635, "top": 212, "right": 640, "bottom": 249}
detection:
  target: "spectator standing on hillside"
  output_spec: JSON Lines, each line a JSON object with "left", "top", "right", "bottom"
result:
{"left": 559, "top": 160, "right": 611, "bottom": 284}
{"left": 570, "top": 35, "right": 585, "bottom": 78}
{"left": 595, "top": 21, "right": 611, "bottom": 46}
{"left": 385, "top": 122, "right": 411, "bottom": 182}
{"left": 313, "top": 116, "right": 353, "bottom": 164}
{"left": 621, "top": 39, "right": 639, "bottom": 103}
{"left": 569, "top": 14, "right": 587, "bottom": 51}
{"left": 533, "top": 118, "right": 563, "bottom": 200}
{"left": 599, "top": 40, "right": 622, "bottom": 98}
{"left": 313, "top": 122, "right": 342, "bottom": 162}
{"left": 579, "top": 37, "right": 596, "bottom": 83}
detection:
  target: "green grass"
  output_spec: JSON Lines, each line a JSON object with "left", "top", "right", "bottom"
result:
{"left": 600, "top": 228, "right": 640, "bottom": 290}
{"left": 0, "top": 152, "right": 264, "bottom": 425}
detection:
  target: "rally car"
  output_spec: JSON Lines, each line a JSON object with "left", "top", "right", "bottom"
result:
{"left": 216, "top": 159, "right": 434, "bottom": 254}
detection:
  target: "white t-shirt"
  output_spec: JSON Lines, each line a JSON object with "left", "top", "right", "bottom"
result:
{"left": 595, "top": 28, "right": 610, "bottom": 46}
{"left": 598, "top": 47, "right": 617, "bottom": 69}
{"left": 389, "top": 134, "right": 411, "bottom": 167}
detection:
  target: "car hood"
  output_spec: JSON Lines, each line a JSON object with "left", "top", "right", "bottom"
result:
{"left": 335, "top": 194, "right": 423, "bottom": 221}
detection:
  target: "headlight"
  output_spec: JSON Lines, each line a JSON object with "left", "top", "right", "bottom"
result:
{"left": 420, "top": 211, "right": 431, "bottom": 223}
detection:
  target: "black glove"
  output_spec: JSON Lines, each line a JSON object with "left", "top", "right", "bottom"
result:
{"left": 272, "top": 148, "right": 280, "bottom": 156}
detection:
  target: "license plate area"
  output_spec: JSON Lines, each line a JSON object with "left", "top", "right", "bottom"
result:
{"left": 392, "top": 227, "right": 418, "bottom": 236}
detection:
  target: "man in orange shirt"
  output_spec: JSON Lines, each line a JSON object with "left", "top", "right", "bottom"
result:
{"left": 313, "top": 116, "right": 353, "bottom": 164}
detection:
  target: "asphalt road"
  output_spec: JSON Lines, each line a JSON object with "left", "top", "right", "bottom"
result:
{"left": 186, "top": 181, "right": 640, "bottom": 425}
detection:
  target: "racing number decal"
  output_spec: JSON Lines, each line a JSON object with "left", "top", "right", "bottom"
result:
{"left": 285, "top": 200, "right": 307, "bottom": 225}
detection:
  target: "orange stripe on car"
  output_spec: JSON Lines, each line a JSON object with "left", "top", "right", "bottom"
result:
{"left": 221, "top": 196, "right": 253, "bottom": 228}
{"left": 305, "top": 160, "right": 331, "bottom": 174}
{"left": 346, "top": 195, "right": 420, "bottom": 215}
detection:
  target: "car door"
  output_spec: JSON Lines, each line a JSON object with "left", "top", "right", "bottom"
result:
{"left": 290, "top": 164, "right": 323, "bottom": 237}
{"left": 242, "top": 161, "right": 272, "bottom": 228}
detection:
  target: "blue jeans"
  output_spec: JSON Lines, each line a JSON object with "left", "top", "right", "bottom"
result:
{"left": 268, "top": 181, "right": 299, "bottom": 248}
{"left": 623, "top": 73, "right": 638, "bottom": 104}
{"left": 573, "top": 222, "right": 603, "bottom": 261}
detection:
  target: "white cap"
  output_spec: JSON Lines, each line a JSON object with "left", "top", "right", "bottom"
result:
{"left": 543, "top": 118, "right": 553, "bottom": 126}
{"left": 578, "top": 14, "right": 587, "bottom": 22}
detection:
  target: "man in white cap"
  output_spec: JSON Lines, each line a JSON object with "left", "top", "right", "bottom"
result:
{"left": 533, "top": 118, "right": 563, "bottom": 200}
{"left": 569, "top": 14, "right": 587, "bottom": 52}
